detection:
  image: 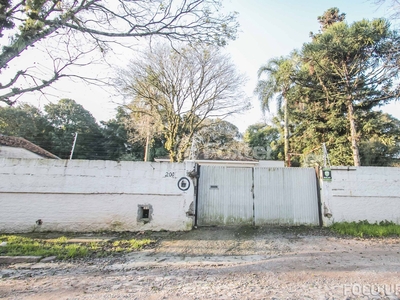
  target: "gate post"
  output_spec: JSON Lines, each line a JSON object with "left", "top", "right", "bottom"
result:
{"left": 194, "top": 164, "right": 201, "bottom": 227}
{"left": 314, "top": 166, "right": 323, "bottom": 227}
{"left": 252, "top": 167, "right": 255, "bottom": 226}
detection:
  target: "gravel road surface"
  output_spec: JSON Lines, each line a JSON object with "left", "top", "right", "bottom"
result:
{"left": 1, "top": 226, "right": 399, "bottom": 299}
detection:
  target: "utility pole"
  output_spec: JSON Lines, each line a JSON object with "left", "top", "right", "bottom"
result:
{"left": 322, "top": 143, "right": 331, "bottom": 168}
{"left": 284, "top": 97, "right": 290, "bottom": 167}
{"left": 144, "top": 132, "right": 151, "bottom": 162}
{"left": 69, "top": 132, "right": 78, "bottom": 160}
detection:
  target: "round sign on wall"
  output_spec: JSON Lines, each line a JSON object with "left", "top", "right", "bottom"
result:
{"left": 177, "top": 177, "right": 190, "bottom": 191}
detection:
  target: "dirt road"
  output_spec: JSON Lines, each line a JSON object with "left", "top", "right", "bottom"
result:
{"left": 1, "top": 226, "right": 400, "bottom": 299}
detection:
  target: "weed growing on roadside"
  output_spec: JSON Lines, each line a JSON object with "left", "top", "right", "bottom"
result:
{"left": 0, "top": 234, "right": 154, "bottom": 259}
{"left": 331, "top": 220, "right": 400, "bottom": 237}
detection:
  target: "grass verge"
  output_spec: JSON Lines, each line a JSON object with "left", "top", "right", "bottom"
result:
{"left": 0, "top": 234, "right": 154, "bottom": 260}
{"left": 331, "top": 220, "right": 400, "bottom": 237}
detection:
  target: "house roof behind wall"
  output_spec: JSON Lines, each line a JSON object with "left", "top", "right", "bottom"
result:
{"left": 0, "top": 135, "right": 59, "bottom": 159}
{"left": 154, "top": 153, "right": 258, "bottom": 162}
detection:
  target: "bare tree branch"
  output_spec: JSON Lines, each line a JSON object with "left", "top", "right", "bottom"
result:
{"left": 0, "top": 0, "right": 239, "bottom": 104}
{"left": 371, "top": 0, "right": 400, "bottom": 19}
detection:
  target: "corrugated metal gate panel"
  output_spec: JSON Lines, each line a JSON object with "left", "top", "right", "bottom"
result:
{"left": 254, "top": 168, "right": 319, "bottom": 225}
{"left": 197, "top": 166, "right": 253, "bottom": 226}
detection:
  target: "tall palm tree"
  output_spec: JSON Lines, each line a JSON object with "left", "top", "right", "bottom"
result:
{"left": 254, "top": 55, "right": 297, "bottom": 166}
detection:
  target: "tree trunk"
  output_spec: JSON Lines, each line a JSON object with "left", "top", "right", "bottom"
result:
{"left": 177, "top": 151, "right": 185, "bottom": 162}
{"left": 169, "top": 151, "right": 177, "bottom": 162}
{"left": 164, "top": 125, "right": 179, "bottom": 162}
{"left": 165, "top": 138, "right": 178, "bottom": 162}
{"left": 347, "top": 101, "right": 361, "bottom": 166}
{"left": 284, "top": 97, "right": 290, "bottom": 167}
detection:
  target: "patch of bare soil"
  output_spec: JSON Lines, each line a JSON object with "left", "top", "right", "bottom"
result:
{"left": 1, "top": 226, "right": 400, "bottom": 299}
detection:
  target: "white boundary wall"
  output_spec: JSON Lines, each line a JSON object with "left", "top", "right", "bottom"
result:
{"left": 0, "top": 158, "right": 196, "bottom": 232}
{"left": 320, "top": 166, "right": 400, "bottom": 226}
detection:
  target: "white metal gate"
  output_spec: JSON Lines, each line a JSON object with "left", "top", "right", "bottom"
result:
{"left": 197, "top": 166, "right": 319, "bottom": 226}
{"left": 253, "top": 167, "right": 319, "bottom": 225}
{"left": 197, "top": 166, "right": 253, "bottom": 226}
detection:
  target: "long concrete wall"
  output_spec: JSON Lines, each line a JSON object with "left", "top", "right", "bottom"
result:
{"left": 0, "top": 158, "right": 196, "bottom": 232}
{"left": 320, "top": 166, "right": 400, "bottom": 225}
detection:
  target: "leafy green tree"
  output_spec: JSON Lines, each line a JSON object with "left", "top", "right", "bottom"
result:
{"left": 147, "top": 137, "right": 169, "bottom": 162}
{"left": 302, "top": 10, "right": 400, "bottom": 166}
{"left": 117, "top": 43, "right": 249, "bottom": 162}
{"left": 317, "top": 7, "right": 346, "bottom": 31}
{"left": 100, "top": 107, "right": 145, "bottom": 161}
{"left": 253, "top": 8, "right": 400, "bottom": 167}
{"left": 190, "top": 119, "right": 249, "bottom": 160}
{"left": 288, "top": 66, "right": 400, "bottom": 167}
{"left": 285, "top": 61, "right": 354, "bottom": 166}
{"left": 196, "top": 119, "right": 240, "bottom": 148}
{"left": 102, "top": 104, "right": 169, "bottom": 161}
{"left": 243, "top": 123, "right": 283, "bottom": 160}
{"left": 101, "top": 118, "right": 130, "bottom": 161}
{"left": 44, "top": 99, "right": 105, "bottom": 159}
{"left": 101, "top": 106, "right": 168, "bottom": 162}
{"left": 359, "top": 111, "right": 400, "bottom": 166}
{"left": 255, "top": 54, "right": 299, "bottom": 166}
{"left": 0, "top": 103, "right": 52, "bottom": 151}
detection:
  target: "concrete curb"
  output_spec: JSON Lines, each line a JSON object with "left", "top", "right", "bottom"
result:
{"left": 39, "top": 256, "right": 57, "bottom": 263}
{"left": 0, "top": 256, "right": 42, "bottom": 264}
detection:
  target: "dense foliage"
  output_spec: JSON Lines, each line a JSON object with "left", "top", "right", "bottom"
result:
{"left": 0, "top": 100, "right": 249, "bottom": 161}
{"left": 252, "top": 7, "right": 400, "bottom": 167}
{"left": 0, "top": 100, "right": 141, "bottom": 160}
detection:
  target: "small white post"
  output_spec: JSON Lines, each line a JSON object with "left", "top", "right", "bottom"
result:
{"left": 322, "top": 143, "right": 331, "bottom": 168}
{"left": 144, "top": 132, "right": 150, "bottom": 162}
{"left": 69, "top": 132, "right": 78, "bottom": 160}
